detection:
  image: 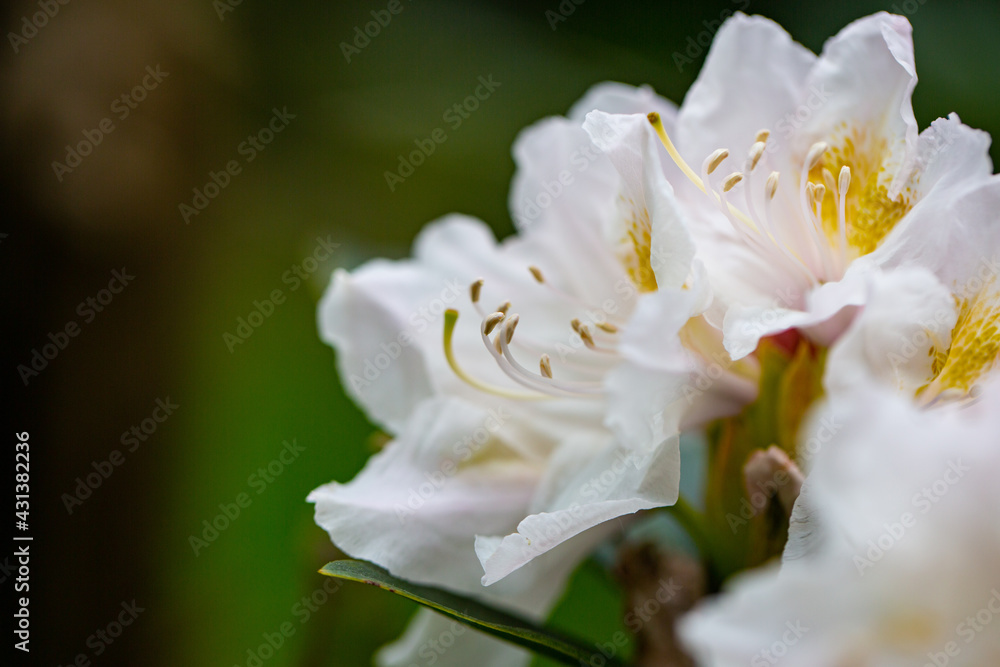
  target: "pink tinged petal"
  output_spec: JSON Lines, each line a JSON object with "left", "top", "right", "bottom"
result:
{"left": 721, "top": 265, "right": 871, "bottom": 360}
{"left": 475, "top": 436, "right": 681, "bottom": 585}
{"left": 583, "top": 111, "right": 696, "bottom": 291}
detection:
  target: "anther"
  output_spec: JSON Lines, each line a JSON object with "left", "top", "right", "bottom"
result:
{"left": 497, "top": 301, "right": 511, "bottom": 315}
{"left": 747, "top": 142, "right": 766, "bottom": 171}
{"left": 813, "top": 184, "right": 826, "bottom": 203}
{"left": 765, "top": 172, "right": 780, "bottom": 200}
{"left": 706, "top": 149, "right": 729, "bottom": 175}
{"left": 483, "top": 312, "right": 505, "bottom": 335}
{"left": 579, "top": 325, "right": 596, "bottom": 349}
{"left": 805, "top": 142, "right": 829, "bottom": 172}
{"left": 838, "top": 165, "right": 851, "bottom": 194}
{"left": 539, "top": 354, "right": 552, "bottom": 378}
{"left": 722, "top": 172, "right": 743, "bottom": 192}
{"left": 470, "top": 278, "right": 484, "bottom": 303}
{"left": 570, "top": 318, "right": 582, "bottom": 333}
{"left": 596, "top": 321, "right": 618, "bottom": 333}
{"left": 754, "top": 129, "right": 771, "bottom": 143}
{"left": 822, "top": 168, "right": 837, "bottom": 195}
{"left": 528, "top": 266, "right": 545, "bottom": 283}
{"left": 505, "top": 315, "right": 520, "bottom": 344}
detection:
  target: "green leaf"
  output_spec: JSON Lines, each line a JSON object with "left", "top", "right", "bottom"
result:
{"left": 319, "top": 559, "right": 628, "bottom": 666}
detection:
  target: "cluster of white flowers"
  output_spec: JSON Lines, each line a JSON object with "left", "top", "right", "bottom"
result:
{"left": 309, "top": 12, "right": 1000, "bottom": 666}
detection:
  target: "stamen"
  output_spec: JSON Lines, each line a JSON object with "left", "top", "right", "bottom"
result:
{"left": 799, "top": 147, "right": 833, "bottom": 278}
{"left": 754, "top": 129, "right": 771, "bottom": 143}
{"left": 570, "top": 318, "right": 581, "bottom": 333}
{"left": 483, "top": 311, "right": 504, "bottom": 335}
{"left": 648, "top": 112, "right": 706, "bottom": 192}
{"left": 505, "top": 314, "right": 519, "bottom": 344}
{"left": 579, "top": 324, "right": 597, "bottom": 349}
{"left": 805, "top": 142, "right": 828, "bottom": 172}
{"left": 765, "top": 172, "right": 780, "bottom": 200}
{"left": 743, "top": 164, "right": 815, "bottom": 284}
{"left": 528, "top": 266, "right": 545, "bottom": 283}
{"left": 837, "top": 166, "right": 851, "bottom": 265}
{"left": 813, "top": 184, "right": 826, "bottom": 204}
{"left": 595, "top": 321, "right": 618, "bottom": 334}
{"left": 821, "top": 168, "right": 837, "bottom": 197}
{"left": 722, "top": 172, "right": 743, "bottom": 192}
{"left": 648, "top": 112, "right": 760, "bottom": 234}
{"left": 497, "top": 301, "right": 511, "bottom": 315}
{"left": 496, "top": 314, "right": 603, "bottom": 395}
{"left": 539, "top": 354, "right": 552, "bottom": 378}
{"left": 746, "top": 142, "right": 766, "bottom": 172}
{"left": 442, "top": 309, "right": 547, "bottom": 400}
{"left": 705, "top": 149, "right": 729, "bottom": 175}
{"left": 470, "top": 278, "right": 484, "bottom": 303}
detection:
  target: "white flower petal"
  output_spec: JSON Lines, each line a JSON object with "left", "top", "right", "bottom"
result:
{"left": 567, "top": 81, "right": 677, "bottom": 122}
{"left": 795, "top": 12, "right": 918, "bottom": 199}
{"left": 475, "top": 435, "right": 680, "bottom": 585}
{"left": 583, "top": 110, "right": 696, "bottom": 290}
{"left": 308, "top": 397, "right": 541, "bottom": 593}
{"left": 824, "top": 266, "right": 956, "bottom": 397}
{"left": 722, "top": 265, "right": 869, "bottom": 359}
{"left": 676, "top": 12, "right": 815, "bottom": 186}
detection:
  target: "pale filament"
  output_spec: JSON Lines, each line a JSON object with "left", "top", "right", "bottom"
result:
{"left": 647, "top": 113, "right": 855, "bottom": 285}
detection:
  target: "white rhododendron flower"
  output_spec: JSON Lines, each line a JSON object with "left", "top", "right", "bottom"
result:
{"left": 590, "top": 12, "right": 993, "bottom": 362}
{"left": 309, "top": 83, "right": 755, "bottom": 665}
{"left": 679, "top": 381, "right": 1000, "bottom": 666}
{"left": 310, "top": 8, "right": 999, "bottom": 667}
{"left": 823, "top": 177, "right": 1000, "bottom": 405}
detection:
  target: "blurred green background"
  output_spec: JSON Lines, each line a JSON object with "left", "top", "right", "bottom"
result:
{"left": 2, "top": 0, "right": 997, "bottom": 665}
